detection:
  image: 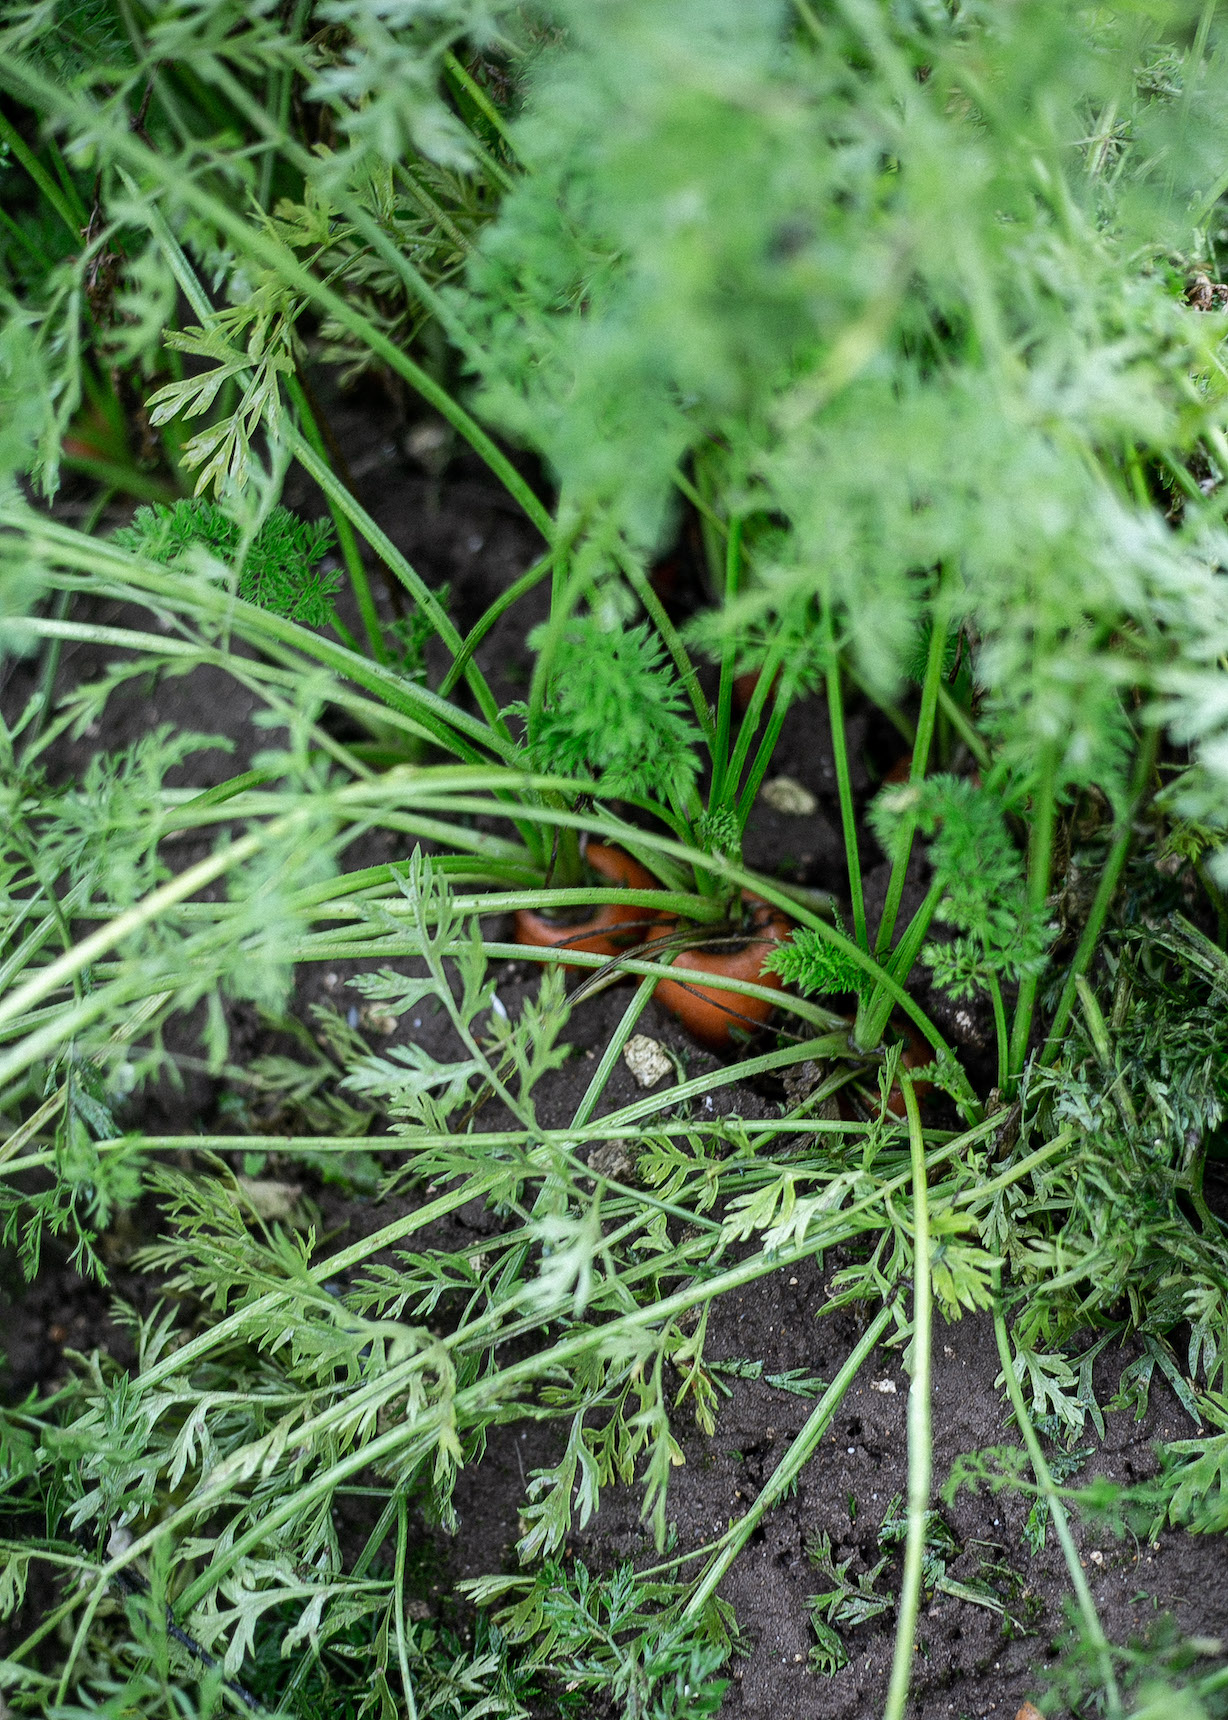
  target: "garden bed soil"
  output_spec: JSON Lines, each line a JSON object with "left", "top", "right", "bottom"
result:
{"left": 3, "top": 375, "right": 1226, "bottom": 1719}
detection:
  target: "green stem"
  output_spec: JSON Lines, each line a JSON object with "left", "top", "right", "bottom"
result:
{"left": 288, "top": 432, "right": 508, "bottom": 736}
{"left": 672, "top": 462, "right": 729, "bottom": 536}
{"left": 210, "top": 60, "right": 497, "bottom": 366}
{"left": 7, "top": 598, "right": 497, "bottom": 761}
{"left": 619, "top": 548, "right": 716, "bottom": 749}
{"left": 393, "top": 1497, "right": 419, "bottom": 1720}
{"left": 883, "top": 1073, "right": 932, "bottom": 1720}
{"left": 441, "top": 49, "right": 518, "bottom": 158}
{"left": 992, "top": 1287, "right": 1121, "bottom": 1717}
{"left": 935, "top": 681, "right": 990, "bottom": 771}
{"left": 735, "top": 669, "right": 795, "bottom": 831}
{"left": 127, "top": 189, "right": 455, "bottom": 677}
{"left": 709, "top": 515, "right": 743, "bottom": 812}
{"left": 855, "top": 873, "right": 946, "bottom": 1050}
{"left": 827, "top": 652, "right": 868, "bottom": 950}
{"left": 286, "top": 377, "right": 386, "bottom": 662}
{"left": 1041, "top": 725, "right": 1157, "bottom": 1061}
{"left": 875, "top": 600, "right": 948, "bottom": 957}
{"left": 681, "top": 1300, "right": 894, "bottom": 1623}
{"left": 988, "top": 973, "right": 1009, "bottom": 1093}
{"left": 1007, "top": 742, "right": 1060, "bottom": 1083}
{"left": 0, "top": 108, "right": 80, "bottom": 237}
{"left": 885, "top": 875, "right": 944, "bottom": 986}
{"left": 9, "top": 58, "right": 552, "bottom": 532}
{"left": 569, "top": 976, "right": 658, "bottom": 1129}
{"left": 126, "top": 172, "right": 513, "bottom": 719}
{"left": 394, "top": 161, "right": 472, "bottom": 254}
{"left": 723, "top": 633, "right": 792, "bottom": 802}
{"left": 439, "top": 545, "right": 558, "bottom": 699}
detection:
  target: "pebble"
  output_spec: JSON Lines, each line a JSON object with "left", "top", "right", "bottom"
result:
{"left": 623, "top": 1033, "right": 673, "bottom": 1088}
{"left": 761, "top": 775, "right": 818, "bottom": 815}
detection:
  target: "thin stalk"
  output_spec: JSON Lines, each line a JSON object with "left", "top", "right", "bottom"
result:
{"left": 393, "top": 1497, "right": 419, "bottom": 1720}
{"left": 618, "top": 547, "right": 716, "bottom": 749}
{"left": 286, "top": 376, "right": 386, "bottom": 661}
{"left": 526, "top": 551, "right": 592, "bottom": 731}
{"left": 599, "top": 1034, "right": 848, "bottom": 1131}
{"left": 209, "top": 60, "right": 497, "bottom": 366}
{"left": 0, "top": 1121, "right": 882, "bottom": 1176}
{"left": 671, "top": 463, "right": 729, "bottom": 535}
{"left": 826, "top": 651, "right": 868, "bottom": 950}
{"left": 28, "top": 586, "right": 72, "bottom": 744}
{"left": 0, "top": 108, "right": 81, "bottom": 236}
{"left": 3, "top": 58, "right": 553, "bottom": 533}
{"left": 569, "top": 975, "right": 658, "bottom": 1128}
{"left": 885, "top": 875, "right": 944, "bottom": 986}
{"left": 1041, "top": 725, "right": 1158, "bottom": 1060}
{"left": 7, "top": 603, "right": 497, "bottom": 761}
{"left": 723, "top": 631, "right": 793, "bottom": 800}
{"left": 883, "top": 1073, "right": 932, "bottom": 1720}
{"left": 935, "top": 681, "right": 990, "bottom": 771}
{"left": 708, "top": 515, "right": 743, "bottom": 812}
{"left": 988, "top": 973, "right": 1009, "bottom": 1093}
{"left": 439, "top": 59, "right": 518, "bottom": 192}
{"left": 1007, "top": 742, "right": 1060, "bottom": 1082}
{"left": 283, "top": 436, "right": 505, "bottom": 732}
{"left": 875, "top": 600, "right": 949, "bottom": 958}
{"left": 0, "top": 821, "right": 275, "bottom": 1041}
{"left": 734, "top": 668, "right": 796, "bottom": 831}
{"left": 681, "top": 1300, "right": 894, "bottom": 1622}
{"left": 5, "top": 1117, "right": 1060, "bottom": 1210}
{"left": 0, "top": 992, "right": 170, "bottom": 1168}
{"left": 118, "top": 184, "right": 520, "bottom": 727}
{"left": 854, "top": 872, "right": 946, "bottom": 1050}
{"left": 442, "top": 50, "right": 518, "bottom": 158}
{"left": 439, "top": 545, "right": 558, "bottom": 698}
{"left": 394, "top": 161, "right": 472, "bottom": 254}
{"left": 992, "top": 1288, "right": 1121, "bottom": 1716}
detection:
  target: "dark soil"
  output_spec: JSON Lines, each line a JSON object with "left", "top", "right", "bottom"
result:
{"left": 3, "top": 373, "right": 1225, "bottom": 1719}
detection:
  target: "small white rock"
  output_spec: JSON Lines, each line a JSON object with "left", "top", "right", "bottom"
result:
{"left": 870, "top": 1378, "right": 898, "bottom": 1394}
{"left": 761, "top": 775, "right": 818, "bottom": 816}
{"left": 623, "top": 1033, "right": 673, "bottom": 1088}
{"left": 237, "top": 1178, "right": 302, "bottom": 1221}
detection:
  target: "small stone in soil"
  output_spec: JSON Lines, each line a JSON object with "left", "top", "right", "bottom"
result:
{"left": 623, "top": 1034, "right": 673, "bottom": 1088}
{"left": 237, "top": 1178, "right": 302, "bottom": 1220}
{"left": 761, "top": 774, "right": 818, "bottom": 815}
{"left": 587, "top": 1139, "right": 636, "bottom": 1184}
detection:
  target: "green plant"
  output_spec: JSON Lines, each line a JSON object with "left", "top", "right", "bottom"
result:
{"left": 3, "top": 0, "right": 1228, "bottom": 1716}
{"left": 114, "top": 499, "right": 341, "bottom": 629}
